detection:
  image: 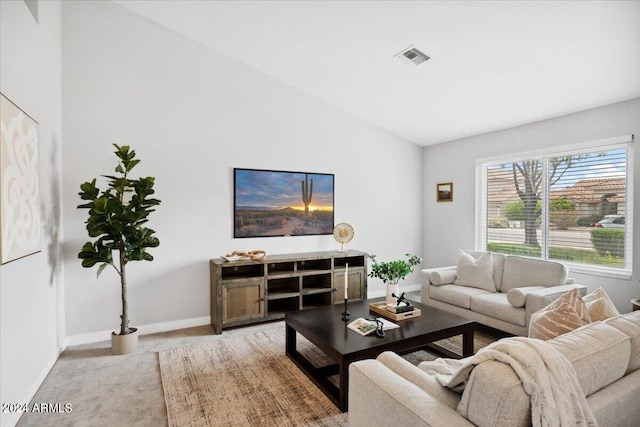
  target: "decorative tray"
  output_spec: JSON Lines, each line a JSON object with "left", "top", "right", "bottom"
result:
{"left": 369, "top": 302, "right": 421, "bottom": 321}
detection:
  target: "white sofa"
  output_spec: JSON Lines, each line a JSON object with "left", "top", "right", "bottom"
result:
{"left": 349, "top": 311, "right": 640, "bottom": 427}
{"left": 421, "top": 251, "right": 586, "bottom": 335}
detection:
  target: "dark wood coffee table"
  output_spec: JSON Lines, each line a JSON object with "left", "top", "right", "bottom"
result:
{"left": 285, "top": 298, "right": 475, "bottom": 412}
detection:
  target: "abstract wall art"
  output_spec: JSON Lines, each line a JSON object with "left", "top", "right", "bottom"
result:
{"left": 0, "top": 93, "right": 41, "bottom": 264}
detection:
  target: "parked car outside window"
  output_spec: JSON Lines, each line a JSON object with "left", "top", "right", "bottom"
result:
{"left": 595, "top": 215, "right": 625, "bottom": 228}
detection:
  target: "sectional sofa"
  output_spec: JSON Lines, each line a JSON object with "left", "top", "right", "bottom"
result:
{"left": 349, "top": 310, "right": 640, "bottom": 426}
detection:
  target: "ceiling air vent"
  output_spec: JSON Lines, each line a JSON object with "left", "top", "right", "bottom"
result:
{"left": 395, "top": 45, "right": 430, "bottom": 67}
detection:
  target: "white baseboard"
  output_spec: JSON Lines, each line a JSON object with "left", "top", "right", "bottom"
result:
{"left": 64, "top": 287, "right": 424, "bottom": 346}
{"left": 65, "top": 315, "right": 211, "bottom": 346}
{"left": 139, "top": 316, "right": 211, "bottom": 336}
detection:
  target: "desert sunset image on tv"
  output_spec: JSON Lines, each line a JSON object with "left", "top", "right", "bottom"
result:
{"left": 234, "top": 168, "right": 335, "bottom": 238}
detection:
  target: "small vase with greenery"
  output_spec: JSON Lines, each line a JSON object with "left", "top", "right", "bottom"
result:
{"left": 78, "top": 144, "right": 160, "bottom": 354}
{"left": 368, "top": 253, "right": 422, "bottom": 306}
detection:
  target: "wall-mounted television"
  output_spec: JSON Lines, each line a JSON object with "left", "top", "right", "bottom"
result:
{"left": 234, "top": 168, "right": 334, "bottom": 238}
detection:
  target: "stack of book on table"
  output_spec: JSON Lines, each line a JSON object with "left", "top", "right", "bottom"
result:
{"left": 347, "top": 317, "right": 400, "bottom": 336}
{"left": 385, "top": 303, "right": 415, "bottom": 314}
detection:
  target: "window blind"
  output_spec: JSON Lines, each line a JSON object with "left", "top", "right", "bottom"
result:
{"left": 477, "top": 135, "right": 633, "bottom": 276}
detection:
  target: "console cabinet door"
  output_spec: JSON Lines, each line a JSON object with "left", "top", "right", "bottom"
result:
{"left": 333, "top": 268, "right": 365, "bottom": 302}
{"left": 222, "top": 279, "right": 265, "bottom": 325}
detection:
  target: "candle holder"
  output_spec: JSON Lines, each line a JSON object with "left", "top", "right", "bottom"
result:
{"left": 341, "top": 298, "right": 350, "bottom": 321}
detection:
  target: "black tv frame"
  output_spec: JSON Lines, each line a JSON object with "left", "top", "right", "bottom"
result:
{"left": 233, "top": 168, "right": 335, "bottom": 238}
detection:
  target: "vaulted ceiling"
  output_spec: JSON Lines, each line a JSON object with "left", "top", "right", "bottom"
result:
{"left": 113, "top": 0, "right": 640, "bottom": 146}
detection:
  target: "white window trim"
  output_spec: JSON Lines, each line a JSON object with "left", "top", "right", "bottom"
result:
{"left": 475, "top": 135, "right": 633, "bottom": 279}
{"left": 475, "top": 135, "right": 632, "bottom": 165}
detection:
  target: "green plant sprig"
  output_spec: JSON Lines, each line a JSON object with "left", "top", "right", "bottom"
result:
{"left": 368, "top": 253, "right": 422, "bottom": 283}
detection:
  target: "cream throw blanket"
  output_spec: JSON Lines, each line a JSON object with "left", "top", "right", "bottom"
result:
{"left": 419, "top": 337, "right": 598, "bottom": 427}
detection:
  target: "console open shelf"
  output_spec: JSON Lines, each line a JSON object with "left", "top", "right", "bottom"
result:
{"left": 210, "top": 250, "right": 367, "bottom": 333}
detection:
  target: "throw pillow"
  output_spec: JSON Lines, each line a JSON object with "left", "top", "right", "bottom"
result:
{"left": 544, "top": 287, "right": 592, "bottom": 325}
{"left": 583, "top": 287, "right": 620, "bottom": 320}
{"left": 453, "top": 250, "right": 496, "bottom": 292}
{"left": 506, "top": 286, "right": 547, "bottom": 308}
{"left": 529, "top": 303, "right": 587, "bottom": 340}
{"left": 586, "top": 297, "right": 620, "bottom": 322}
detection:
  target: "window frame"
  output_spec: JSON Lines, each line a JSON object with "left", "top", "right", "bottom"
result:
{"left": 475, "top": 135, "right": 634, "bottom": 279}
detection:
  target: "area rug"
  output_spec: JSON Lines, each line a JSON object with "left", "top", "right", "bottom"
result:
{"left": 159, "top": 324, "right": 497, "bottom": 427}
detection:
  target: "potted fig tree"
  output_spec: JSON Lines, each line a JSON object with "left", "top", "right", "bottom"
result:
{"left": 78, "top": 144, "right": 160, "bottom": 355}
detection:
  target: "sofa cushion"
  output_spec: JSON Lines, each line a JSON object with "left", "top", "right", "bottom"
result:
{"left": 605, "top": 311, "right": 640, "bottom": 374}
{"left": 501, "top": 256, "right": 568, "bottom": 292}
{"left": 377, "top": 352, "right": 461, "bottom": 410}
{"left": 453, "top": 251, "right": 496, "bottom": 292}
{"left": 430, "top": 269, "right": 457, "bottom": 286}
{"left": 506, "top": 286, "right": 547, "bottom": 308}
{"left": 429, "top": 284, "right": 492, "bottom": 309}
{"left": 457, "top": 360, "right": 530, "bottom": 427}
{"left": 528, "top": 303, "right": 587, "bottom": 340}
{"left": 349, "top": 359, "right": 476, "bottom": 427}
{"left": 470, "top": 293, "right": 526, "bottom": 326}
{"left": 583, "top": 287, "right": 620, "bottom": 321}
{"left": 586, "top": 370, "right": 640, "bottom": 427}
{"left": 547, "top": 322, "right": 630, "bottom": 396}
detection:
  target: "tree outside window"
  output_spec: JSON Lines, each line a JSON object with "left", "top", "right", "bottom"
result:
{"left": 482, "top": 143, "right": 630, "bottom": 271}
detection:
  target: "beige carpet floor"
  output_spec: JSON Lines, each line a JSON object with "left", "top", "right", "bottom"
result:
{"left": 16, "top": 322, "right": 285, "bottom": 427}
{"left": 17, "top": 301, "right": 503, "bottom": 426}
{"left": 159, "top": 324, "right": 498, "bottom": 427}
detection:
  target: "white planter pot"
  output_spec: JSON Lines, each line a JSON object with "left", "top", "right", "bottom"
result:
{"left": 111, "top": 327, "right": 138, "bottom": 355}
{"left": 385, "top": 282, "right": 399, "bottom": 306}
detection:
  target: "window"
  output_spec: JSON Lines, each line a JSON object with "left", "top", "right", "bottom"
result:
{"left": 476, "top": 135, "right": 633, "bottom": 277}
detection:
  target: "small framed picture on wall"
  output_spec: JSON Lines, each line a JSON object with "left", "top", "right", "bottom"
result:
{"left": 437, "top": 182, "right": 453, "bottom": 202}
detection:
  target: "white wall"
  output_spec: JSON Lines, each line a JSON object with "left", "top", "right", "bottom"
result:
{"left": 423, "top": 98, "right": 640, "bottom": 312}
{"left": 61, "top": 1, "right": 423, "bottom": 339}
{"left": 0, "top": 1, "right": 64, "bottom": 427}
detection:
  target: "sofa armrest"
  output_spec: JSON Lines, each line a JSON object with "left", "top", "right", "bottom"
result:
{"left": 524, "top": 284, "right": 587, "bottom": 327}
{"left": 349, "top": 358, "right": 474, "bottom": 427}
